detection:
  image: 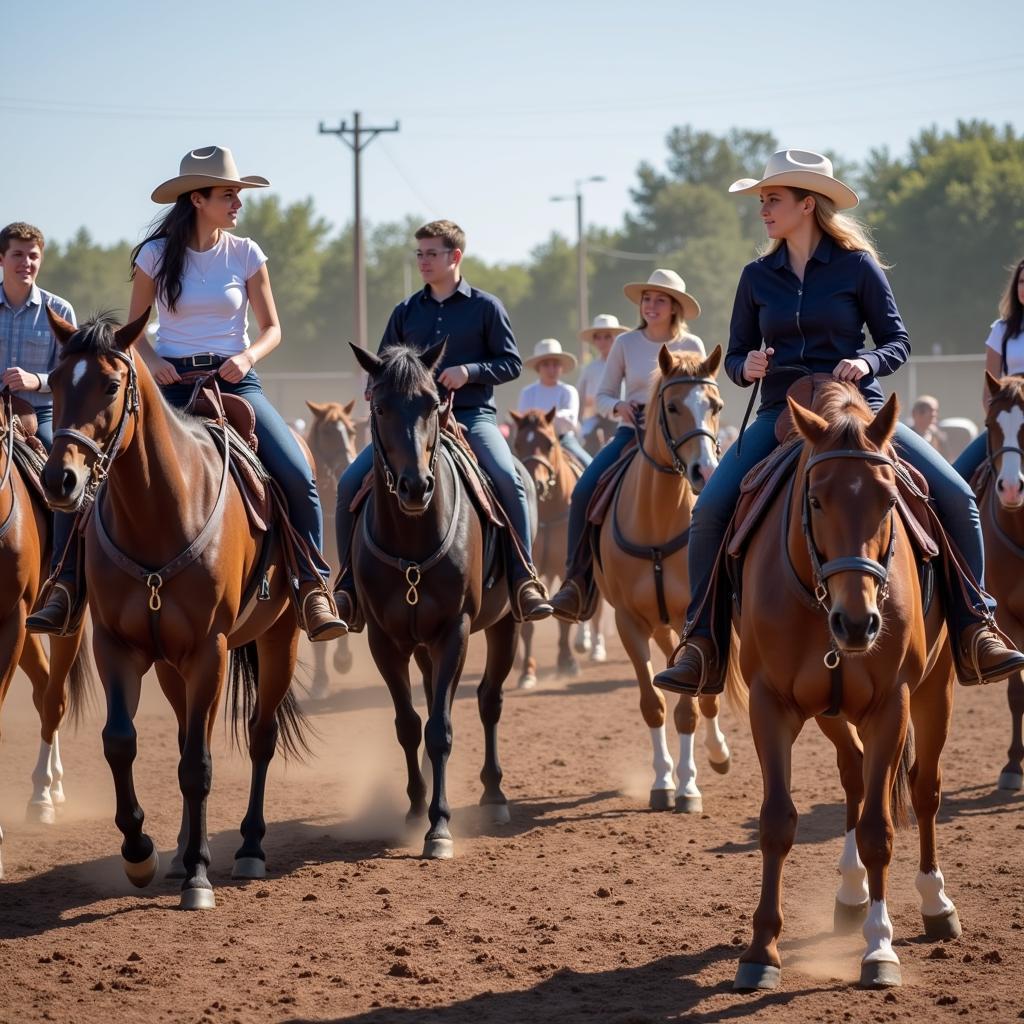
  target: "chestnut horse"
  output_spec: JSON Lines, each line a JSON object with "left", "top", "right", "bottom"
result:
{"left": 305, "top": 399, "right": 359, "bottom": 694}
{"left": 595, "top": 345, "right": 742, "bottom": 812}
{"left": 733, "top": 384, "right": 957, "bottom": 991}
{"left": 41, "top": 311, "right": 310, "bottom": 910}
{"left": 510, "top": 408, "right": 607, "bottom": 687}
{"left": 0, "top": 393, "right": 91, "bottom": 877}
{"left": 976, "top": 373, "right": 1024, "bottom": 790}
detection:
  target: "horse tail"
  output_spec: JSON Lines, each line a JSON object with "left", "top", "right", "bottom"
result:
{"left": 890, "top": 721, "right": 916, "bottom": 831}
{"left": 65, "top": 631, "right": 97, "bottom": 729}
{"left": 723, "top": 626, "right": 749, "bottom": 718}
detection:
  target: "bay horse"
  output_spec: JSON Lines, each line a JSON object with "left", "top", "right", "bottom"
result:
{"left": 510, "top": 408, "right": 607, "bottom": 687}
{"left": 583, "top": 412, "right": 618, "bottom": 458}
{"left": 733, "top": 383, "right": 957, "bottom": 991}
{"left": 976, "top": 373, "right": 1024, "bottom": 790}
{"left": 0, "top": 392, "right": 91, "bottom": 877}
{"left": 595, "top": 345, "right": 742, "bottom": 812}
{"left": 350, "top": 341, "right": 531, "bottom": 859}
{"left": 305, "top": 399, "right": 359, "bottom": 694}
{"left": 41, "top": 310, "right": 311, "bottom": 911}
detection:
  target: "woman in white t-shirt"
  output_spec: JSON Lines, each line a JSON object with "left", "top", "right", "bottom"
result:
{"left": 516, "top": 338, "right": 591, "bottom": 466}
{"left": 577, "top": 313, "right": 628, "bottom": 449}
{"left": 954, "top": 256, "right": 1024, "bottom": 483}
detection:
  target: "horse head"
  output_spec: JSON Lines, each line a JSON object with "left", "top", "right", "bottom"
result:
{"left": 305, "top": 398, "right": 359, "bottom": 482}
{"left": 985, "top": 372, "right": 1024, "bottom": 510}
{"left": 789, "top": 384, "right": 901, "bottom": 655}
{"left": 352, "top": 341, "right": 446, "bottom": 515}
{"left": 40, "top": 307, "right": 150, "bottom": 512}
{"left": 509, "top": 407, "right": 561, "bottom": 501}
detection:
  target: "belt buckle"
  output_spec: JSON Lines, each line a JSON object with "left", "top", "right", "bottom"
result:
{"left": 191, "top": 353, "right": 215, "bottom": 368}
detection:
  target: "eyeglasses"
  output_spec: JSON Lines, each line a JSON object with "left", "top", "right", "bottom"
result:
{"left": 414, "top": 248, "right": 453, "bottom": 261}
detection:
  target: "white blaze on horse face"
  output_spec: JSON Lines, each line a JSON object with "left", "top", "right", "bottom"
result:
{"left": 71, "top": 359, "right": 87, "bottom": 388}
{"left": 683, "top": 386, "right": 719, "bottom": 474}
{"left": 995, "top": 407, "right": 1024, "bottom": 505}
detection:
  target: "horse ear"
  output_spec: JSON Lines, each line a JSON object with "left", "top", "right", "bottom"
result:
{"left": 420, "top": 340, "right": 447, "bottom": 372}
{"left": 657, "top": 344, "right": 675, "bottom": 376}
{"left": 45, "top": 306, "right": 77, "bottom": 346}
{"left": 342, "top": 398, "right": 356, "bottom": 417}
{"left": 305, "top": 400, "right": 328, "bottom": 418}
{"left": 701, "top": 344, "right": 723, "bottom": 378}
{"left": 787, "top": 395, "right": 829, "bottom": 445}
{"left": 114, "top": 308, "right": 152, "bottom": 351}
{"left": 351, "top": 343, "right": 384, "bottom": 377}
{"left": 865, "top": 392, "right": 900, "bottom": 449}
{"left": 509, "top": 410, "right": 524, "bottom": 426}
{"left": 544, "top": 406, "right": 557, "bottom": 425}
{"left": 985, "top": 371, "right": 1003, "bottom": 400}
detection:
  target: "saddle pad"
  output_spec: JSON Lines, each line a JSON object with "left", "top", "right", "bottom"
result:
{"left": 203, "top": 422, "right": 272, "bottom": 533}
{"left": 10, "top": 395, "right": 38, "bottom": 438}
{"left": 585, "top": 434, "right": 640, "bottom": 527}
{"left": 11, "top": 435, "right": 50, "bottom": 510}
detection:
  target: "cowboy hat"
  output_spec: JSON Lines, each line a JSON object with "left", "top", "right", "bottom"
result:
{"left": 524, "top": 338, "right": 578, "bottom": 372}
{"left": 728, "top": 148, "right": 859, "bottom": 210}
{"left": 579, "top": 313, "right": 629, "bottom": 343}
{"left": 623, "top": 269, "right": 701, "bottom": 321}
{"left": 151, "top": 146, "right": 270, "bottom": 205}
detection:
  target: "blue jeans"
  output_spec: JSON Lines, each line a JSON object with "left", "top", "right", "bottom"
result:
{"left": 36, "top": 407, "right": 77, "bottom": 584}
{"left": 953, "top": 430, "right": 988, "bottom": 483}
{"left": 160, "top": 370, "right": 328, "bottom": 582}
{"left": 34, "top": 406, "right": 53, "bottom": 449}
{"left": 559, "top": 431, "right": 593, "bottom": 468}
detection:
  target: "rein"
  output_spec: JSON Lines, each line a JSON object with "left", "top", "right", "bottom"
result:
{"left": 0, "top": 392, "right": 18, "bottom": 542}
{"left": 635, "top": 374, "right": 721, "bottom": 476}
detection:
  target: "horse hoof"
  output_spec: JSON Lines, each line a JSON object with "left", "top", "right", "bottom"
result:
{"left": 590, "top": 644, "right": 607, "bottom": 664}
{"left": 422, "top": 838, "right": 454, "bottom": 860}
{"left": 51, "top": 785, "right": 66, "bottom": 806}
{"left": 334, "top": 649, "right": 354, "bottom": 675}
{"left": 649, "top": 788, "right": 675, "bottom": 811}
{"left": 708, "top": 755, "right": 731, "bottom": 776}
{"left": 997, "top": 770, "right": 1023, "bottom": 792}
{"left": 485, "top": 804, "right": 511, "bottom": 826}
{"left": 923, "top": 907, "right": 962, "bottom": 941}
{"left": 180, "top": 886, "right": 217, "bottom": 911}
{"left": 519, "top": 674, "right": 538, "bottom": 691}
{"left": 733, "top": 962, "right": 780, "bottom": 991}
{"left": 165, "top": 857, "right": 186, "bottom": 880}
{"left": 859, "top": 959, "right": 901, "bottom": 989}
{"left": 833, "top": 898, "right": 869, "bottom": 934}
{"left": 123, "top": 848, "right": 159, "bottom": 889}
{"left": 232, "top": 857, "right": 267, "bottom": 880}
{"left": 310, "top": 681, "right": 330, "bottom": 701}
{"left": 25, "top": 800, "right": 55, "bottom": 826}
{"left": 573, "top": 637, "right": 591, "bottom": 655}
{"left": 559, "top": 660, "right": 580, "bottom": 678}
{"left": 674, "top": 793, "right": 703, "bottom": 814}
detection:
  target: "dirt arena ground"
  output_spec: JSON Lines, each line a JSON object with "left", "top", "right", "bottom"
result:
{"left": 1, "top": 622, "right": 1022, "bottom": 1024}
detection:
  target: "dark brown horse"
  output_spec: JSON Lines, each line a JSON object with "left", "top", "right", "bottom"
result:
{"left": 734, "top": 383, "right": 957, "bottom": 991}
{"left": 41, "top": 310, "right": 311, "bottom": 910}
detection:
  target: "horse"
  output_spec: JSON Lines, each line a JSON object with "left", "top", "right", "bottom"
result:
{"left": 0, "top": 392, "right": 92, "bottom": 877}
{"left": 304, "top": 399, "right": 359, "bottom": 694}
{"left": 510, "top": 408, "right": 607, "bottom": 687}
{"left": 975, "top": 373, "right": 1024, "bottom": 791}
{"left": 350, "top": 341, "right": 533, "bottom": 859}
{"left": 583, "top": 412, "right": 618, "bottom": 458}
{"left": 594, "top": 345, "right": 741, "bottom": 812}
{"left": 733, "top": 383, "right": 957, "bottom": 991}
{"left": 40, "top": 310, "right": 312, "bottom": 910}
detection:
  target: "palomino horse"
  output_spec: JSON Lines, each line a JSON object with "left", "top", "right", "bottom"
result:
{"left": 734, "top": 384, "right": 957, "bottom": 991}
{"left": 305, "top": 399, "right": 359, "bottom": 694}
{"left": 976, "top": 373, "right": 1024, "bottom": 790}
{"left": 510, "top": 408, "right": 607, "bottom": 687}
{"left": 595, "top": 345, "right": 741, "bottom": 812}
{"left": 41, "top": 311, "right": 311, "bottom": 910}
{"left": 0, "top": 392, "right": 91, "bottom": 877}
{"left": 350, "top": 342, "right": 532, "bottom": 858}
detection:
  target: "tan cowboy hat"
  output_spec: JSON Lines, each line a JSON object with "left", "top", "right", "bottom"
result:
{"left": 151, "top": 146, "right": 270, "bottom": 205}
{"left": 623, "top": 269, "right": 701, "bottom": 321}
{"left": 728, "top": 148, "right": 859, "bottom": 210}
{"left": 524, "top": 338, "right": 578, "bottom": 372}
{"left": 579, "top": 313, "right": 629, "bottom": 343}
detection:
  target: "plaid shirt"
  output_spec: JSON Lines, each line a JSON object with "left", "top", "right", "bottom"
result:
{"left": 0, "top": 284, "right": 76, "bottom": 408}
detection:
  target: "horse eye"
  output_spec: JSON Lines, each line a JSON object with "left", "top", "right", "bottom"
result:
{"left": 809, "top": 496, "right": 822, "bottom": 510}
{"left": 105, "top": 380, "right": 120, "bottom": 396}
{"left": 666, "top": 403, "right": 677, "bottom": 414}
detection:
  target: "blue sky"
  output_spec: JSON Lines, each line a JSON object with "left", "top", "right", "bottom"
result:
{"left": 4, "top": 0, "right": 1021, "bottom": 262}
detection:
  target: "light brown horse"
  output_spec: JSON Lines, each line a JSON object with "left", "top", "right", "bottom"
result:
{"left": 733, "top": 384, "right": 957, "bottom": 992}
{"left": 40, "top": 311, "right": 311, "bottom": 911}
{"left": 0, "top": 394, "right": 90, "bottom": 877}
{"left": 976, "top": 373, "right": 1024, "bottom": 790}
{"left": 595, "top": 345, "right": 743, "bottom": 812}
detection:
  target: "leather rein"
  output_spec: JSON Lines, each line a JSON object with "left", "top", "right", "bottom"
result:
{"left": 635, "top": 374, "right": 721, "bottom": 476}
{"left": 0, "top": 391, "right": 18, "bottom": 543}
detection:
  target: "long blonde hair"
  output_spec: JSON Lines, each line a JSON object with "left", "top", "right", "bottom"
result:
{"left": 637, "top": 295, "right": 690, "bottom": 338}
{"left": 762, "top": 188, "right": 889, "bottom": 269}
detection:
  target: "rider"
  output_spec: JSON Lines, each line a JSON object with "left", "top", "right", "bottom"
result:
{"left": 549, "top": 270, "right": 706, "bottom": 621}
{"left": 332, "top": 219, "right": 552, "bottom": 629}
{"left": 654, "top": 149, "right": 1024, "bottom": 694}
{"left": 577, "top": 313, "right": 628, "bottom": 445}
{"left": 31, "top": 147, "right": 345, "bottom": 641}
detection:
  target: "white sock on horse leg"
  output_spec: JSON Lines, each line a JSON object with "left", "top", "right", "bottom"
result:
{"left": 915, "top": 869, "right": 955, "bottom": 917}
{"left": 863, "top": 899, "right": 899, "bottom": 966}
{"left": 676, "top": 732, "right": 699, "bottom": 797}
{"left": 836, "top": 828, "right": 869, "bottom": 905}
{"left": 703, "top": 714, "right": 729, "bottom": 765}
{"left": 30, "top": 741, "right": 54, "bottom": 808}
{"left": 649, "top": 725, "right": 675, "bottom": 791}
{"left": 50, "top": 733, "right": 65, "bottom": 803}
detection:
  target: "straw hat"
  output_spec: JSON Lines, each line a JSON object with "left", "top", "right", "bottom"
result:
{"left": 728, "top": 149, "right": 859, "bottom": 210}
{"left": 623, "top": 269, "right": 701, "bottom": 321}
{"left": 151, "top": 146, "right": 270, "bottom": 205}
{"left": 579, "top": 313, "right": 629, "bottom": 343}
{"left": 524, "top": 338, "right": 578, "bottom": 372}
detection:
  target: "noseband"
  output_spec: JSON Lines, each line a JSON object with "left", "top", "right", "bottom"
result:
{"left": 368, "top": 387, "right": 449, "bottom": 501}
{"left": 637, "top": 374, "right": 721, "bottom": 476}
{"left": 521, "top": 451, "right": 559, "bottom": 501}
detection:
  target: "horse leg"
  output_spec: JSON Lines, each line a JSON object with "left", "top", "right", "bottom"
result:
{"left": 333, "top": 633, "right": 353, "bottom": 675}
{"left": 310, "top": 641, "right": 330, "bottom": 700}
{"left": 590, "top": 596, "right": 608, "bottom": 663}
{"left": 735, "top": 682, "right": 803, "bottom": 992}
{"left": 699, "top": 694, "right": 732, "bottom": 774}
{"left": 478, "top": 614, "right": 517, "bottom": 825}
{"left": 558, "top": 618, "right": 579, "bottom": 677}
{"left": 653, "top": 626, "right": 704, "bottom": 811}
{"left": 38, "top": 632, "right": 83, "bottom": 811}
{"left": 518, "top": 619, "right": 537, "bottom": 690}
{"left": 0, "top": 613, "right": 25, "bottom": 877}
{"left": 19, "top": 626, "right": 59, "bottom": 825}
{"left": 998, "top": 671, "right": 1024, "bottom": 790}
{"left": 574, "top": 619, "right": 592, "bottom": 655}
{"left": 154, "top": 664, "right": 189, "bottom": 878}
{"left": 617, "top": 608, "right": 674, "bottom": 810}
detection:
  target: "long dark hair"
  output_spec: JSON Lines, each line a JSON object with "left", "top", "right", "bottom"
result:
{"left": 129, "top": 188, "right": 211, "bottom": 313}
{"left": 998, "top": 258, "right": 1024, "bottom": 373}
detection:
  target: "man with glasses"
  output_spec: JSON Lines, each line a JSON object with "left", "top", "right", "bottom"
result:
{"left": 332, "top": 219, "right": 552, "bottom": 629}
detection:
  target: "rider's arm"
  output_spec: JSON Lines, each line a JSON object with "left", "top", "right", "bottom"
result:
{"left": 856, "top": 253, "right": 910, "bottom": 378}
{"left": 126, "top": 269, "right": 171, "bottom": 379}
{"left": 244, "top": 264, "right": 282, "bottom": 364}
{"left": 984, "top": 347, "right": 1002, "bottom": 411}
{"left": 555, "top": 384, "right": 580, "bottom": 436}
{"left": 596, "top": 337, "right": 627, "bottom": 419}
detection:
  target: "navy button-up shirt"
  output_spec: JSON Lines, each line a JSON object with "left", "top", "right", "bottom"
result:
{"left": 725, "top": 235, "right": 910, "bottom": 411}
{"left": 378, "top": 277, "right": 522, "bottom": 411}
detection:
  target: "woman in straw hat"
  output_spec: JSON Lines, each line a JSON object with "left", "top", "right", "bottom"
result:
{"left": 654, "top": 148, "right": 1024, "bottom": 695}
{"left": 577, "top": 313, "right": 628, "bottom": 448}
{"left": 549, "top": 270, "right": 706, "bottom": 620}
{"left": 30, "top": 147, "right": 344, "bottom": 641}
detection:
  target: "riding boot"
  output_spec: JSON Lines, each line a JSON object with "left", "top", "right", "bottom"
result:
{"left": 955, "top": 620, "right": 1024, "bottom": 686}
{"left": 299, "top": 581, "right": 347, "bottom": 642}
{"left": 510, "top": 566, "right": 552, "bottom": 622}
{"left": 26, "top": 580, "right": 87, "bottom": 637}
{"left": 654, "top": 636, "right": 724, "bottom": 696}
{"left": 332, "top": 568, "right": 364, "bottom": 634}
{"left": 550, "top": 530, "right": 599, "bottom": 624}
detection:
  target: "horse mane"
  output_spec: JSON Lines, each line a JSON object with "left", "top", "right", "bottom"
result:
{"left": 809, "top": 381, "right": 874, "bottom": 449}
{"left": 373, "top": 345, "right": 439, "bottom": 400}
{"left": 515, "top": 410, "right": 558, "bottom": 439}
{"left": 991, "top": 376, "right": 1024, "bottom": 409}
{"left": 58, "top": 312, "right": 123, "bottom": 358}
{"left": 646, "top": 349, "right": 706, "bottom": 408}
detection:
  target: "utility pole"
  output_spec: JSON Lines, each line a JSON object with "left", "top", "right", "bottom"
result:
{"left": 319, "top": 111, "right": 400, "bottom": 348}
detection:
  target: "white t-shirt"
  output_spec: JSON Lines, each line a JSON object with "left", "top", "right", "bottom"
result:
{"left": 134, "top": 233, "right": 267, "bottom": 358}
{"left": 517, "top": 380, "right": 580, "bottom": 436}
{"left": 984, "top": 318, "right": 1024, "bottom": 375}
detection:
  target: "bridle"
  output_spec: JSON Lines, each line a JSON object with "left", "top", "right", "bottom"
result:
{"left": 985, "top": 410, "right": 1024, "bottom": 482}
{"left": 0, "top": 391, "right": 18, "bottom": 541}
{"left": 368, "top": 385, "right": 449, "bottom": 501}
{"left": 636, "top": 374, "right": 721, "bottom": 476}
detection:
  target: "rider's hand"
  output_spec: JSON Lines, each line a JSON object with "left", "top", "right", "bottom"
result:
{"left": 743, "top": 347, "right": 774, "bottom": 382}
{"left": 833, "top": 358, "right": 871, "bottom": 383}
{"left": 2, "top": 366, "right": 41, "bottom": 391}
{"left": 148, "top": 357, "right": 182, "bottom": 385}
{"left": 218, "top": 352, "right": 255, "bottom": 384}
{"left": 614, "top": 401, "right": 638, "bottom": 426}
{"left": 438, "top": 365, "right": 470, "bottom": 390}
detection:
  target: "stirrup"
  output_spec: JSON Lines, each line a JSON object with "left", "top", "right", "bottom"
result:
{"left": 300, "top": 585, "right": 347, "bottom": 642}
{"left": 26, "top": 581, "right": 84, "bottom": 638}
{"left": 511, "top": 576, "right": 551, "bottom": 623}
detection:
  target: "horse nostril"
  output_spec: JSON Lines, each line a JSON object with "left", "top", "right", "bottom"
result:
{"left": 829, "top": 611, "right": 846, "bottom": 639}
{"left": 61, "top": 467, "right": 78, "bottom": 497}
{"left": 397, "top": 476, "right": 411, "bottom": 499}
{"left": 867, "top": 612, "right": 881, "bottom": 638}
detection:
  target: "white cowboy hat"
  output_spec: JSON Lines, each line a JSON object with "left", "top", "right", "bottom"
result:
{"left": 152, "top": 146, "right": 270, "bottom": 205}
{"left": 728, "top": 148, "right": 859, "bottom": 210}
{"left": 524, "top": 338, "right": 578, "bottom": 372}
{"left": 579, "top": 313, "right": 629, "bottom": 343}
{"left": 623, "top": 269, "right": 701, "bottom": 321}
